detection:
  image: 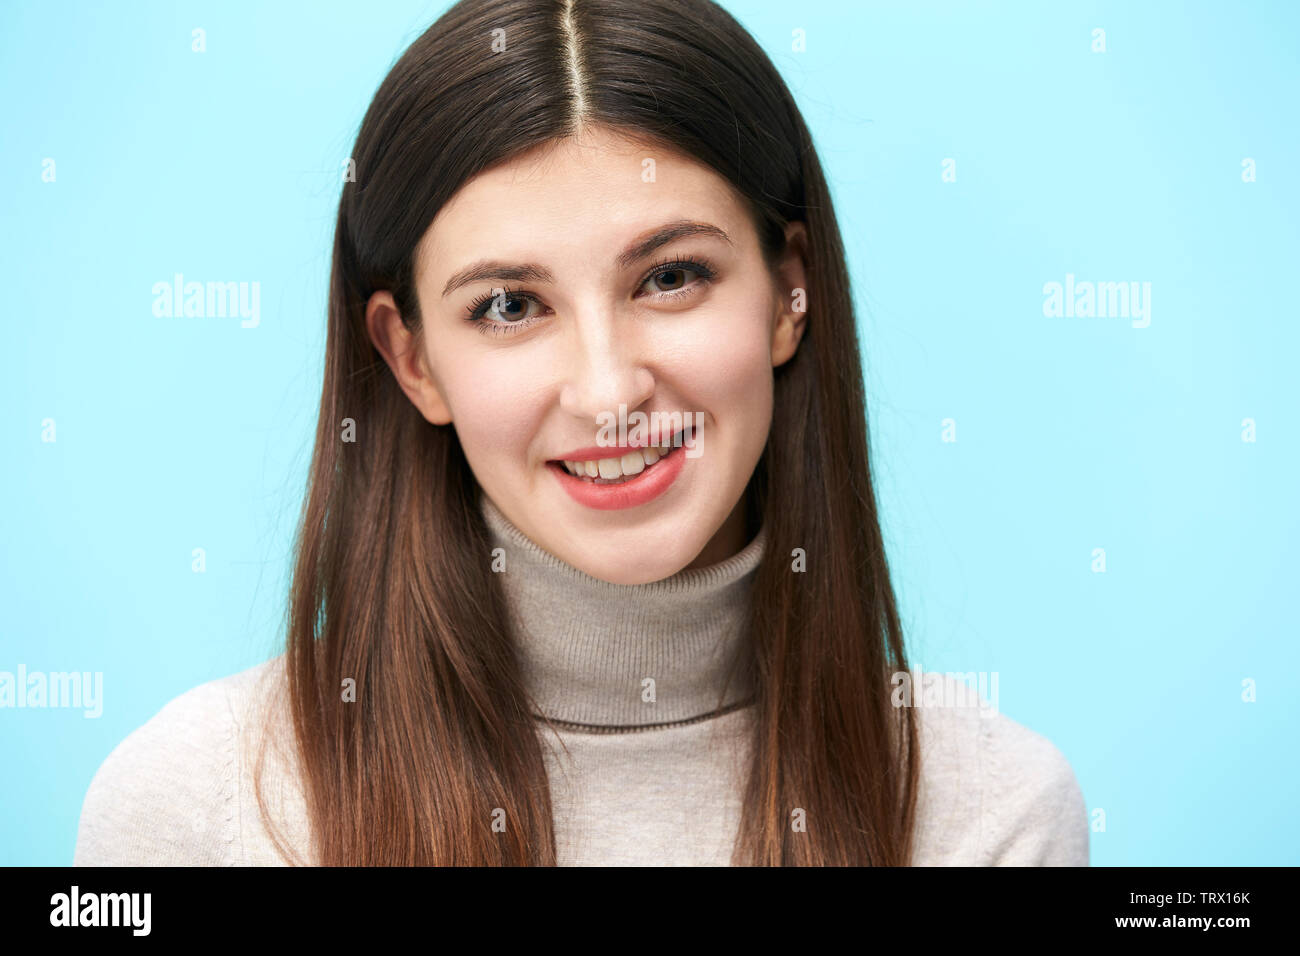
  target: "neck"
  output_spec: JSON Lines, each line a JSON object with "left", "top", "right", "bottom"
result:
{"left": 479, "top": 494, "right": 766, "bottom": 728}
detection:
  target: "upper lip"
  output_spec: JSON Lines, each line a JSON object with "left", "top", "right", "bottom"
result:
{"left": 550, "top": 427, "right": 688, "bottom": 462}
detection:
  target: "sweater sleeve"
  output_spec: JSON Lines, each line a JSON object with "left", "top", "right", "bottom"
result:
{"left": 978, "top": 708, "right": 1090, "bottom": 866}
{"left": 73, "top": 677, "right": 240, "bottom": 866}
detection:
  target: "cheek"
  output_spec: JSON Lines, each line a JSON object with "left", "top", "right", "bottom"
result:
{"left": 434, "top": 350, "right": 548, "bottom": 467}
{"left": 668, "top": 286, "right": 775, "bottom": 419}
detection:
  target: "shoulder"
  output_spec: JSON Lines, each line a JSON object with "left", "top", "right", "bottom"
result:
{"left": 906, "top": 671, "right": 1089, "bottom": 866}
{"left": 73, "top": 656, "right": 289, "bottom": 866}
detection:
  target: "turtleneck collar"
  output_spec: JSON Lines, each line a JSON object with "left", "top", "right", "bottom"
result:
{"left": 479, "top": 494, "right": 765, "bottom": 730}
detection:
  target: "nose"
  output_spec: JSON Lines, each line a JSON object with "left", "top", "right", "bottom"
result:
{"left": 557, "top": 305, "right": 655, "bottom": 425}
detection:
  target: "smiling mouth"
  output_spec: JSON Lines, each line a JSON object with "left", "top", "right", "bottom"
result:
{"left": 550, "top": 428, "right": 689, "bottom": 485}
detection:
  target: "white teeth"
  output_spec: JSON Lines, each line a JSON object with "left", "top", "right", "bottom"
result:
{"left": 561, "top": 443, "right": 674, "bottom": 482}
{"left": 619, "top": 451, "right": 645, "bottom": 476}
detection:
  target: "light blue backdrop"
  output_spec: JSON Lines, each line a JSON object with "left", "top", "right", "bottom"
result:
{"left": 2, "top": 0, "right": 1296, "bottom": 866}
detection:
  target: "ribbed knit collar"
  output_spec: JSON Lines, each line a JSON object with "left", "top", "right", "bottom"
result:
{"left": 479, "top": 494, "right": 765, "bottom": 730}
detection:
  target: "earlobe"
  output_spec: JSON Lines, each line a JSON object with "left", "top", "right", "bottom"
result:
{"left": 364, "top": 290, "right": 454, "bottom": 425}
{"left": 770, "top": 221, "right": 810, "bottom": 368}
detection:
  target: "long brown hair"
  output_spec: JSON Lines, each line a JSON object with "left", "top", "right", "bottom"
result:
{"left": 267, "top": 0, "right": 919, "bottom": 865}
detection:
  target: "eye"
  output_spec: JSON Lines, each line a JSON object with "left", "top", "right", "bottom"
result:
{"left": 466, "top": 287, "right": 547, "bottom": 327}
{"left": 641, "top": 267, "right": 695, "bottom": 293}
{"left": 635, "top": 258, "right": 717, "bottom": 300}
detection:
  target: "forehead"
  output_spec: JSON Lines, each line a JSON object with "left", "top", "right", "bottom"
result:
{"left": 418, "top": 128, "right": 753, "bottom": 279}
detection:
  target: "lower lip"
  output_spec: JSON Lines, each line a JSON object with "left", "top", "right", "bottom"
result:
{"left": 549, "top": 445, "right": 688, "bottom": 511}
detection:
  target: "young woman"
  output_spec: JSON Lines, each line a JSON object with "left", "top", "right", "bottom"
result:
{"left": 74, "top": 0, "right": 1088, "bottom": 866}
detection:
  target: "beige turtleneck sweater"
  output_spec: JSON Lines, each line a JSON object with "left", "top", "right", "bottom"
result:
{"left": 73, "top": 495, "right": 1089, "bottom": 866}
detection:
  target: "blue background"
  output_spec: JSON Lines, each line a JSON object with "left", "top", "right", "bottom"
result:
{"left": 2, "top": 0, "right": 1296, "bottom": 865}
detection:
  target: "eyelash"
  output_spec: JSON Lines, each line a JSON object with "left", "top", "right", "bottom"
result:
{"left": 464, "top": 256, "right": 718, "bottom": 336}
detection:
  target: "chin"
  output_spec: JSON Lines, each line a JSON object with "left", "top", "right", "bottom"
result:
{"left": 567, "top": 538, "right": 700, "bottom": 586}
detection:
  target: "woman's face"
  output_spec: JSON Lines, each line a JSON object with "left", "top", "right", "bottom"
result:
{"left": 369, "top": 126, "right": 807, "bottom": 585}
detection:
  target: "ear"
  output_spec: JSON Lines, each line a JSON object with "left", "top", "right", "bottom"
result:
{"left": 770, "top": 220, "right": 809, "bottom": 368}
{"left": 365, "top": 290, "right": 454, "bottom": 425}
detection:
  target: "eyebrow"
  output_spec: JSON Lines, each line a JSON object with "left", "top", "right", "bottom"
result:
{"left": 439, "top": 220, "right": 733, "bottom": 299}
